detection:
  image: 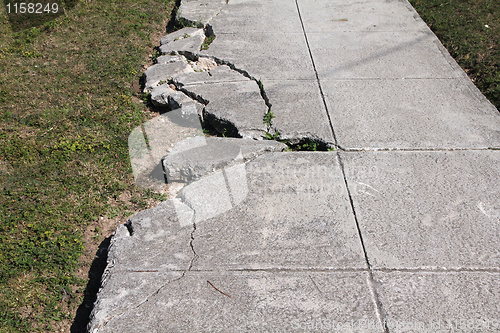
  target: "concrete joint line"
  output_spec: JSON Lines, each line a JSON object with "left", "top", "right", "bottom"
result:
{"left": 336, "top": 152, "right": 390, "bottom": 333}
{"left": 294, "top": 0, "right": 339, "bottom": 149}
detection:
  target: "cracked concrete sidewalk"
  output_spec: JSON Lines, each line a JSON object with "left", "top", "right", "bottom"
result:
{"left": 88, "top": 0, "right": 500, "bottom": 332}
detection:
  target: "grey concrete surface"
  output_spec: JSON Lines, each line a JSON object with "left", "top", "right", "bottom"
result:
{"left": 264, "top": 79, "right": 335, "bottom": 145}
{"left": 187, "top": 80, "right": 269, "bottom": 139}
{"left": 374, "top": 272, "right": 500, "bottom": 333}
{"left": 341, "top": 150, "right": 500, "bottom": 270}
{"left": 297, "top": 0, "right": 430, "bottom": 32}
{"left": 325, "top": 78, "right": 500, "bottom": 149}
{"left": 163, "top": 136, "right": 287, "bottom": 183}
{"left": 211, "top": 0, "right": 303, "bottom": 33}
{"left": 201, "top": 32, "right": 316, "bottom": 81}
{"left": 90, "top": 0, "right": 500, "bottom": 331}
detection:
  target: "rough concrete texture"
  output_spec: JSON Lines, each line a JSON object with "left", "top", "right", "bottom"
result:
{"left": 159, "top": 33, "right": 205, "bottom": 55}
{"left": 91, "top": 0, "right": 500, "bottom": 331}
{"left": 341, "top": 151, "right": 500, "bottom": 270}
{"left": 186, "top": 80, "right": 268, "bottom": 139}
{"left": 89, "top": 153, "right": 379, "bottom": 332}
{"left": 177, "top": 0, "right": 226, "bottom": 26}
{"left": 143, "top": 62, "right": 192, "bottom": 93}
{"left": 163, "top": 136, "right": 287, "bottom": 183}
{"left": 325, "top": 78, "right": 500, "bottom": 149}
{"left": 374, "top": 272, "right": 500, "bottom": 333}
{"left": 159, "top": 27, "right": 204, "bottom": 45}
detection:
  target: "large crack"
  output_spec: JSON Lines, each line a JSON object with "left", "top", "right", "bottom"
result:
{"left": 96, "top": 196, "right": 200, "bottom": 330}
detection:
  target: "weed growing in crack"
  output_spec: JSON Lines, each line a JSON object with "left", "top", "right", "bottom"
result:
{"left": 263, "top": 110, "right": 275, "bottom": 127}
{"left": 286, "top": 139, "right": 331, "bottom": 151}
{"left": 265, "top": 131, "right": 280, "bottom": 141}
{"left": 200, "top": 35, "right": 216, "bottom": 51}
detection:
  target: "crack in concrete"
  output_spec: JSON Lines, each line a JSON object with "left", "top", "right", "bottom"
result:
{"left": 97, "top": 199, "right": 199, "bottom": 330}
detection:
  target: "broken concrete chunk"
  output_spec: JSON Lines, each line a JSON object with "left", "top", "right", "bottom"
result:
{"left": 143, "top": 62, "right": 192, "bottom": 92}
{"left": 156, "top": 54, "right": 185, "bottom": 65}
{"left": 159, "top": 34, "right": 205, "bottom": 55}
{"left": 88, "top": 200, "right": 195, "bottom": 331}
{"left": 186, "top": 81, "right": 268, "bottom": 139}
{"left": 173, "top": 64, "right": 248, "bottom": 86}
{"left": 160, "top": 27, "right": 204, "bottom": 45}
{"left": 162, "top": 136, "right": 287, "bottom": 183}
{"left": 150, "top": 83, "right": 204, "bottom": 118}
{"left": 177, "top": 0, "right": 226, "bottom": 27}
{"left": 150, "top": 84, "right": 176, "bottom": 107}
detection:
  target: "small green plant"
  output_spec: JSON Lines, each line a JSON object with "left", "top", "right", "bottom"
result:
{"left": 200, "top": 35, "right": 216, "bottom": 51}
{"left": 263, "top": 110, "right": 275, "bottom": 127}
{"left": 264, "top": 130, "right": 280, "bottom": 141}
{"left": 298, "top": 141, "right": 319, "bottom": 151}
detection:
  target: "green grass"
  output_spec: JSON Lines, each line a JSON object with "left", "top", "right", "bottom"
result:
{"left": 409, "top": 0, "right": 499, "bottom": 110}
{"left": 0, "top": 0, "right": 174, "bottom": 331}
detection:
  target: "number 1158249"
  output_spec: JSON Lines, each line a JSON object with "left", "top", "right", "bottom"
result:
{"left": 6, "top": 2, "right": 59, "bottom": 14}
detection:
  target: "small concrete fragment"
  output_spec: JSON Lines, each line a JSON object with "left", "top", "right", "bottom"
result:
{"left": 143, "top": 62, "right": 192, "bottom": 92}
{"left": 156, "top": 54, "right": 185, "bottom": 65}
{"left": 163, "top": 136, "right": 287, "bottom": 183}
{"left": 150, "top": 84, "right": 176, "bottom": 107}
{"left": 128, "top": 108, "right": 204, "bottom": 191}
{"left": 150, "top": 84, "right": 204, "bottom": 118}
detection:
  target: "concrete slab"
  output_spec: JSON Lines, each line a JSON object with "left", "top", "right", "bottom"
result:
{"left": 159, "top": 27, "right": 204, "bottom": 45}
{"left": 184, "top": 152, "right": 366, "bottom": 270}
{"left": 307, "top": 31, "right": 464, "bottom": 79}
{"left": 373, "top": 271, "right": 500, "bottom": 333}
{"left": 211, "top": 0, "right": 303, "bottom": 33}
{"left": 177, "top": 0, "right": 226, "bottom": 26}
{"left": 163, "top": 136, "right": 287, "bottom": 183}
{"left": 341, "top": 151, "right": 500, "bottom": 270}
{"left": 297, "top": 0, "right": 429, "bottom": 32}
{"left": 185, "top": 80, "right": 268, "bottom": 139}
{"left": 92, "top": 271, "right": 382, "bottom": 333}
{"left": 264, "top": 79, "right": 335, "bottom": 145}
{"left": 201, "top": 32, "right": 316, "bottom": 80}
{"left": 159, "top": 34, "right": 205, "bottom": 55}
{"left": 173, "top": 63, "right": 248, "bottom": 86}
{"left": 324, "top": 78, "right": 500, "bottom": 149}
